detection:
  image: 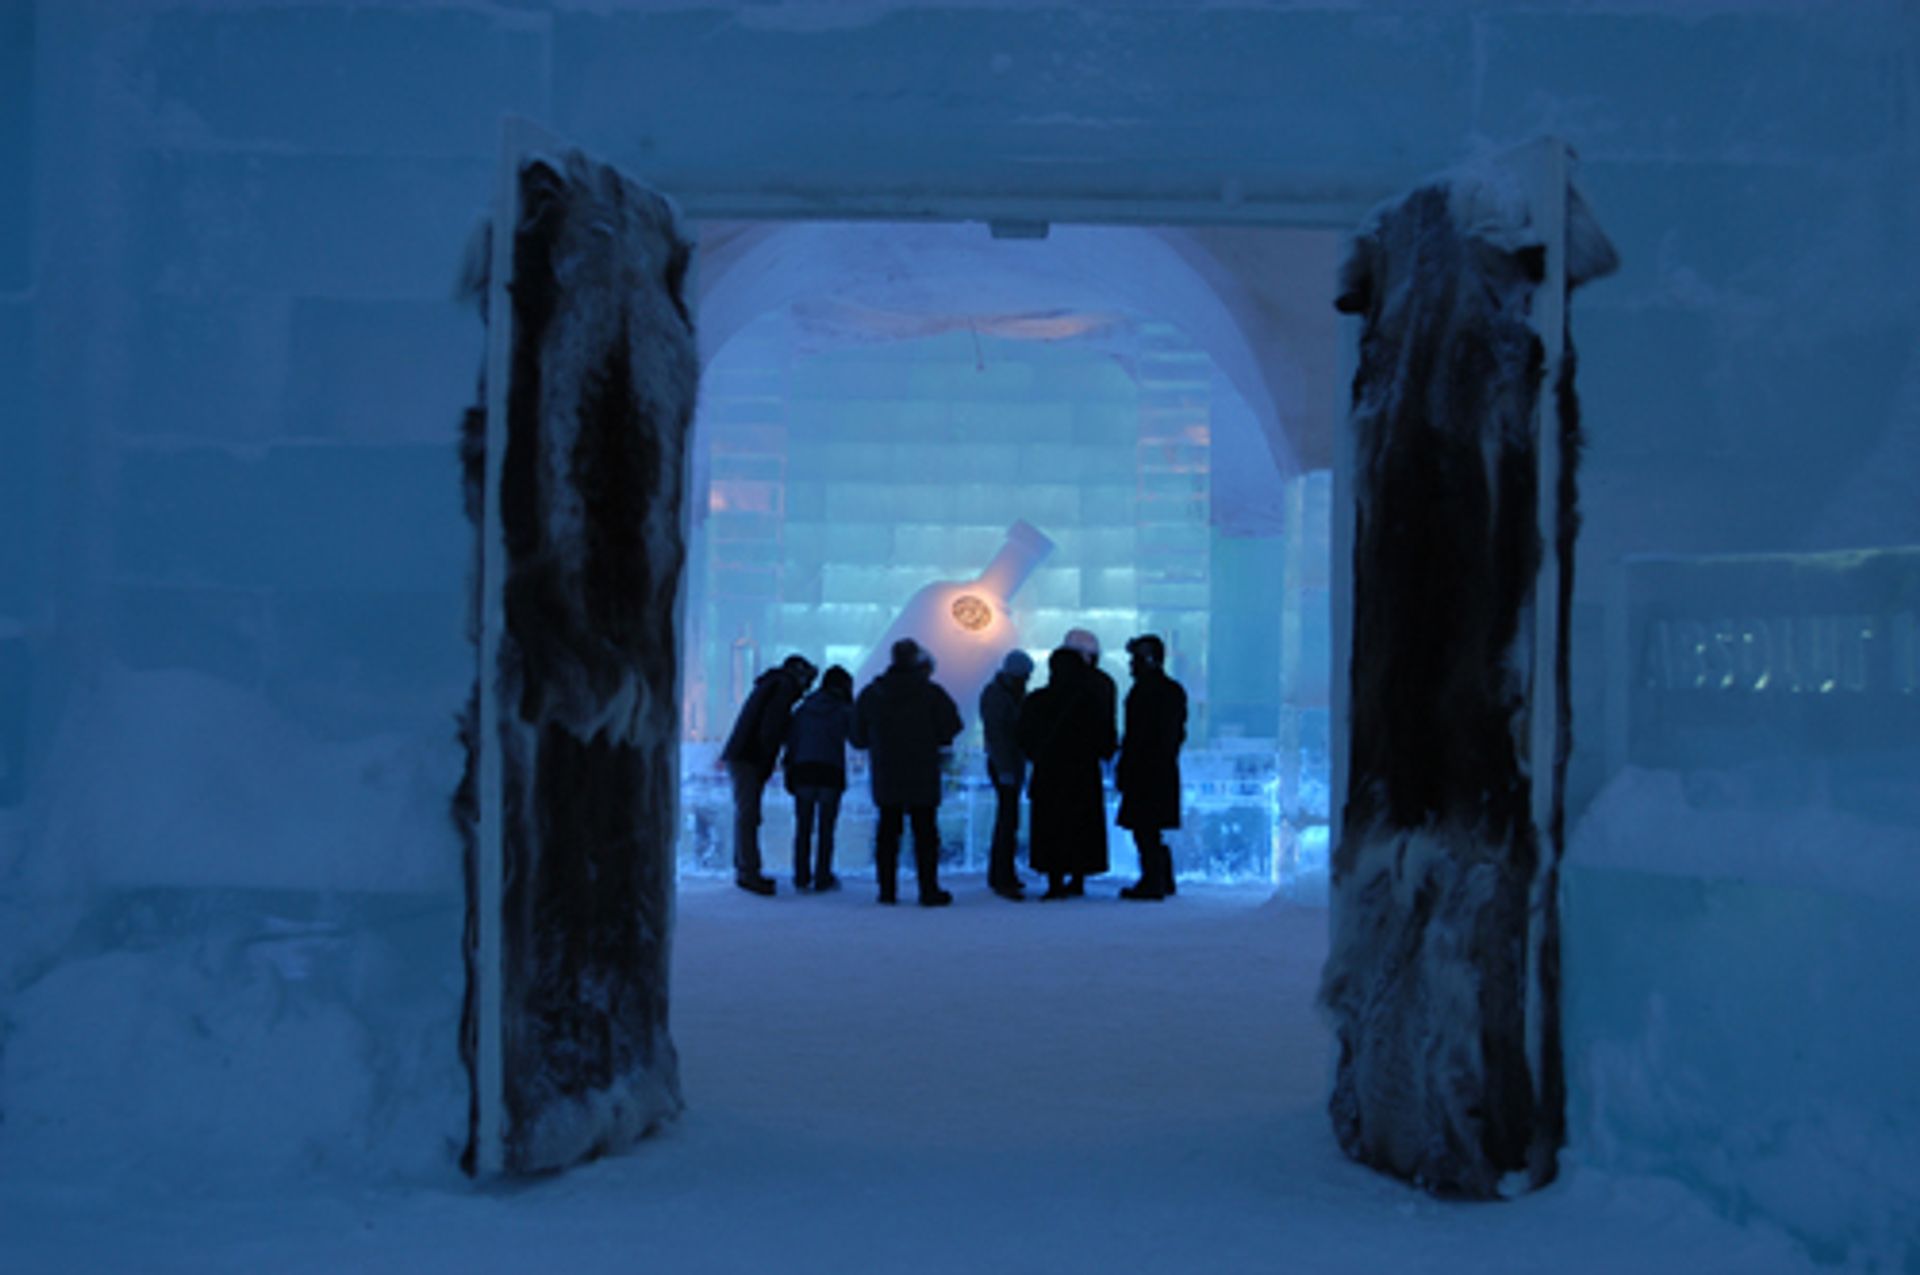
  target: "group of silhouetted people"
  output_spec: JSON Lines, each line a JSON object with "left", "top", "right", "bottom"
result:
{"left": 720, "top": 627, "right": 1187, "bottom": 906}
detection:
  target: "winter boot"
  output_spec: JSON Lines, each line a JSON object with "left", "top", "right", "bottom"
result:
{"left": 793, "top": 825, "right": 813, "bottom": 892}
{"left": 914, "top": 843, "right": 952, "bottom": 907}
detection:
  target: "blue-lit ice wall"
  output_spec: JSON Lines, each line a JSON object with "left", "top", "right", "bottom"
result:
{"left": 0, "top": 0, "right": 34, "bottom": 811}
{"left": 680, "top": 319, "right": 1332, "bottom": 886}
{"left": 1563, "top": 548, "right": 1920, "bottom": 1266}
{"left": 687, "top": 321, "right": 1209, "bottom": 735}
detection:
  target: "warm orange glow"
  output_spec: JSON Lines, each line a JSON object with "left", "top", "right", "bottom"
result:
{"left": 950, "top": 594, "right": 992, "bottom": 632}
{"left": 709, "top": 480, "right": 780, "bottom": 515}
{"left": 978, "top": 312, "right": 1123, "bottom": 342}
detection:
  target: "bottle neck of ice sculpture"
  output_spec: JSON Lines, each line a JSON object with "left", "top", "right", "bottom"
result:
{"left": 974, "top": 521, "right": 1054, "bottom": 602}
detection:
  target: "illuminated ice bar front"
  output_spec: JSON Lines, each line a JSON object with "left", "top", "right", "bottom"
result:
{"left": 680, "top": 324, "right": 1333, "bottom": 889}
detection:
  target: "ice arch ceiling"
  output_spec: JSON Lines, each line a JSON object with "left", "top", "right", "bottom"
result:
{"left": 693, "top": 220, "right": 1342, "bottom": 482}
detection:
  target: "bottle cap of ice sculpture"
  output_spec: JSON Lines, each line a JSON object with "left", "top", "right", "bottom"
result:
{"left": 976, "top": 520, "right": 1055, "bottom": 601}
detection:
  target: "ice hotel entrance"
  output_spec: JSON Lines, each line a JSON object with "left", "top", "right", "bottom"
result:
{"left": 463, "top": 127, "right": 1592, "bottom": 1196}
{"left": 676, "top": 218, "right": 1340, "bottom": 895}
{"left": 461, "top": 127, "right": 1356, "bottom": 1177}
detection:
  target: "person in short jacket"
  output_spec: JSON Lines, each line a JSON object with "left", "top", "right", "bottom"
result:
{"left": 978, "top": 648, "right": 1034, "bottom": 900}
{"left": 1116, "top": 634, "right": 1187, "bottom": 901}
{"left": 720, "top": 653, "right": 816, "bottom": 895}
{"left": 782, "top": 664, "right": 854, "bottom": 892}
{"left": 851, "top": 638, "right": 963, "bottom": 907}
{"left": 1017, "top": 645, "right": 1118, "bottom": 900}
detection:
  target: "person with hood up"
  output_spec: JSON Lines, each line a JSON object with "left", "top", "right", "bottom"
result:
{"left": 978, "top": 648, "right": 1034, "bottom": 900}
{"left": 720, "top": 652, "right": 817, "bottom": 896}
{"left": 1116, "top": 634, "right": 1187, "bottom": 901}
{"left": 782, "top": 664, "right": 855, "bottom": 892}
{"left": 851, "top": 637, "right": 963, "bottom": 907}
{"left": 1017, "top": 644, "right": 1118, "bottom": 899}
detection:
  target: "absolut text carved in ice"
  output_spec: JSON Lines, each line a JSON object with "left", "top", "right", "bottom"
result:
{"left": 1639, "top": 612, "right": 1919, "bottom": 696}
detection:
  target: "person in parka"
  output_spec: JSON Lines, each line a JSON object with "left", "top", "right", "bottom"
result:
{"left": 720, "top": 652, "right": 817, "bottom": 895}
{"left": 1017, "top": 645, "right": 1118, "bottom": 899}
{"left": 851, "top": 637, "right": 963, "bottom": 907}
{"left": 1116, "top": 633, "right": 1187, "bottom": 900}
{"left": 978, "top": 648, "right": 1034, "bottom": 900}
{"left": 782, "top": 664, "right": 855, "bottom": 892}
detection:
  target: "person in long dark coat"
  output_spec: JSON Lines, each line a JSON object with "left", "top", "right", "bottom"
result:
{"left": 1062, "top": 626, "right": 1120, "bottom": 750}
{"left": 1018, "top": 646, "right": 1118, "bottom": 900}
{"left": 978, "top": 649, "right": 1034, "bottom": 901}
{"left": 782, "top": 664, "right": 854, "bottom": 892}
{"left": 720, "top": 653, "right": 816, "bottom": 895}
{"left": 851, "top": 638, "right": 963, "bottom": 906}
{"left": 1117, "top": 634, "right": 1187, "bottom": 900}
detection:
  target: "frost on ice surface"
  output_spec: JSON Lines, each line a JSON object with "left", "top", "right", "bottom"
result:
{"left": 30, "top": 666, "right": 462, "bottom": 895}
{"left": 0, "top": 667, "right": 468, "bottom": 1185}
{"left": 3, "top": 907, "right": 466, "bottom": 1186}
{"left": 1565, "top": 766, "right": 1920, "bottom": 1269}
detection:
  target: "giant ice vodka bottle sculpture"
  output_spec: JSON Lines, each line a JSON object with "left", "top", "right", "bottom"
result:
{"left": 855, "top": 520, "right": 1055, "bottom": 723}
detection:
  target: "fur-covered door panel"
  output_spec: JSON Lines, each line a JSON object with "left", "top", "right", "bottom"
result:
{"left": 456, "top": 151, "right": 697, "bottom": 1175}
{"left": 1320, "top": 168, "right": 1615, "bottom": 1198}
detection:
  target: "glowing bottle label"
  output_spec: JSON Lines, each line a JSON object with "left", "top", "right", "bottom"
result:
{"left": 854, "top": 520, "right": 1056, "bottom": 722}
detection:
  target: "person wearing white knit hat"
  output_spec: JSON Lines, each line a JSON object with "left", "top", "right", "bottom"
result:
{"left": 1061, "top": 627, "right": 1100, "bottom": 663}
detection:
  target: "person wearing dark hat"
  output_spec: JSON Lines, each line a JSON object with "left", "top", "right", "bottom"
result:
{"left": 720, "top": 652, "right": 817, "bottom": 896}
{"left": 1117, "top": 634, "right": 1187, "bottom": 901}
{"left": 851, "top": 637, "right": 963, "bottom": 906}
{"left": 1018, "top": 645, "right": 1118, "bottom": 900}
{"left": 782, "top": 664, "right": 855, "bottom": 892}
{"left": 978, "top": 648, "right": 1035, "bottom": 900}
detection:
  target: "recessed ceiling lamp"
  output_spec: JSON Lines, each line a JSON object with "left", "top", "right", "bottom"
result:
{"left": 988, "top": 219, "right": 1050, "bottom": 240}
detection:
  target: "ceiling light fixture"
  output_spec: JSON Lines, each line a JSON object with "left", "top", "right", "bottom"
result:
{"left": 988, "top": 219, "right": 1050, "bottom": 240}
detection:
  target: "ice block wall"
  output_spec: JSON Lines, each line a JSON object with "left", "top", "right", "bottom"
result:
{"left": 689, "top": 320, "right": 1213, "bottom": 735}
{"left": 1563, "top": 549, "right": 1920, "bottom": 1265}
{"left": 2, "top": 3, "right": 542, "bottom": 1179}
{"left": 0, "top": 2, "right": 33, "bottom": 811}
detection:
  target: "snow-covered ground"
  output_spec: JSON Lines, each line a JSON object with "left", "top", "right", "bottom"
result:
{"left": 1, "top": 877, "right": 1817, "bottom": 1274}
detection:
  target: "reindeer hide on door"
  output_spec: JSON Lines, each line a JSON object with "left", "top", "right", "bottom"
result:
{"left": 455, "top": 151, "right": 697, "bottom": 1174}
{"left": 1319, "top": 168, "right": 1616, "bottom": 1197}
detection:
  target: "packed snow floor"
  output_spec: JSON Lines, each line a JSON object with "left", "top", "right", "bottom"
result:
{"left": 4, "top": 876, "right": 1817, "bottom": 1274}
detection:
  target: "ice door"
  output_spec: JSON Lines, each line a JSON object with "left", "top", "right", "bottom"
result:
{"left": 1321, "top": 139, "right": 1616, "bottom": 1197}
{"left": 459, "top": 119, "right": 697, "bottom": 1176}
